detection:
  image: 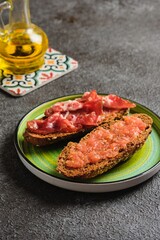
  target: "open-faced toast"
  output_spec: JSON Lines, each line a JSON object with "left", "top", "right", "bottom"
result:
{"left": 57, "top": 113, "right": 153, "bottom": 179}
{"left": 23, "top": 109, "right": 128, "bottom": 146}
{"left": 23, "top": 91, "right": 136, "bottom": 146}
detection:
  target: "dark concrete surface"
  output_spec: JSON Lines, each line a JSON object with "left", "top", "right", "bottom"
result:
{"left": 0, "top": 0, "right": 160, "bottom": 239}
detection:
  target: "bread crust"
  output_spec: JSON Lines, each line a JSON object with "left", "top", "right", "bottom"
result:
{"left": 23, "top": 110, "right": 128, "bottom": 146}
{"left": 57, "top": 114, "right": 153, "bottom": 179}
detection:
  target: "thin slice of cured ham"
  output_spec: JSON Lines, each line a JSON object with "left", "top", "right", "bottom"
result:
{"left": 103, "top": 94, "right": 136, "bottom": 109}
{"left": 27, "top": 90, "right": 136, "bottom": 134}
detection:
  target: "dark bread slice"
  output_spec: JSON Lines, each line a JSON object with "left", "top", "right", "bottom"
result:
{"left": 23, "top": 109, "right": 128, "bottom": 146}
{"left": 57, "top": 113, "right": 153, "bottom": 179}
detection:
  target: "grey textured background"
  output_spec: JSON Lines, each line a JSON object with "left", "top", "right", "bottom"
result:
{"left": 0, "top": 0, "right": 160, "bottom": 239}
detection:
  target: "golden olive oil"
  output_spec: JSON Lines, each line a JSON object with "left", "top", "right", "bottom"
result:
{"left": 0, "top": 23, "right": 48, "bottom": 74}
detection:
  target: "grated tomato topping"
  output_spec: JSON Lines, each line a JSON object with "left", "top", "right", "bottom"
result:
{"left": 66, "top": 116, "right": 146, "bottom": 168}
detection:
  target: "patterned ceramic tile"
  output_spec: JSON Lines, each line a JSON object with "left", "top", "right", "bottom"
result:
{"left": 0, "top": 48, "right": 78, "bottom": 97}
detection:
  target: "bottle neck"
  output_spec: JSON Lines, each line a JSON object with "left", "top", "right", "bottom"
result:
{"left": 9, "top": 0, "right": 31, "bottom": 27}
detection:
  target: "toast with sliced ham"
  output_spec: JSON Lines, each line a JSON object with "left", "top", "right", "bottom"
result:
{"left": 23, "top": 91, "right": 136, "bottom": 146}
{"left": 57, "top": 113, "right": 153, "bottom": 178}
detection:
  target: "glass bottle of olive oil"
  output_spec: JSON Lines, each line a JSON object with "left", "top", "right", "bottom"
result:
{"left": 0, "top": 0, "right": 48, "bottom": 75}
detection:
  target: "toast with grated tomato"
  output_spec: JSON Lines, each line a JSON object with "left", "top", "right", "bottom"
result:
{"left": 23, "top": 91, "right": 136, "bottom": 146}
{"left": 57, "top": 114, "right": 153, "bottom": 179}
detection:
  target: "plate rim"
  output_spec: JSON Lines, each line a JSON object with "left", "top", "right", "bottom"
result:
{"left": 15, "top": 146, "right": 160, "bottom": 192}
{"left": 14, "top": 93, "right": 160, "bottom": 191}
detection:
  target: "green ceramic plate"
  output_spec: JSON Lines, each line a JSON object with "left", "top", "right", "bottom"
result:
{"left": 15, "top": 94, "right": 160, "bottom": 192}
